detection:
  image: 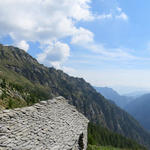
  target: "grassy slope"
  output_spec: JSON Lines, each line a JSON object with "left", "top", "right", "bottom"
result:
{"left": 87, "top": 145, "right": 133, "bottom": 150}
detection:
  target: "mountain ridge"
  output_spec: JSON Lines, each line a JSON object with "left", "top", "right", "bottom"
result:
{"left": 94, "top": 86, "right": 133, "bottom": 108}
{"left": 123, "top": 91, "right": 150, "bottom": 98}
{"left": 0, "top": 44, "right": 150, "bottom": 148}
{"left": 125, "top": 93, "right": 150, "bottom": 132}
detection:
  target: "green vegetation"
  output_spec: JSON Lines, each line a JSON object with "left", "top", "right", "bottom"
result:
{"left": 88, "top": 123, "right": 147, "bottom": 150}
{"left": 87, "top": 145, "right": 132, "bottom": 150}
{"left": 0, "top": 77, "right": 50, "bottom": 109}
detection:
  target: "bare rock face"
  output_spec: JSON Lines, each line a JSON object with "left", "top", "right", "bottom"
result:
{"left": 0, "top": 96, "right": 89, "bottom": 150}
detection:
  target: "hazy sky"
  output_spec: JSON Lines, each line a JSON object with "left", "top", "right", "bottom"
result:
{"left": 1, "top": 0, "right": 150, "bottom": 94}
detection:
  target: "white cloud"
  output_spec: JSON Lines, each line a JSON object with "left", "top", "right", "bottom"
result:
{"left": 97, "top": 6, "right": 128, "bottom": 21}
{"left": 70, "top": 24, "right": 135, "bottom": 60}
{"left": 0, "top": 0, "right": 94, "bottom": 42}
{"left": 16, "top": 40, "right": 29, "bottom": 52}
{"left": 117, "top": 7, "right": 122, "bottom": 12}
{"left": 71, "top": 27, "right": 94, "bottom": 45}
{"left": 95, "top": 6, "right": 128, "bottom": 21}
{"left": 115, "top": 7, "right": 128, "bottom": 21}
{"left": 116, "top": 12, "right": 128, "bottom": 21}
{"left": 37, "top": 41, "right": 70, "bottom": 68}
{"left": 0, "top": 0, "right": 96, "bottom": 67}
{"left": 98, "top": 13, "right": 112, "bottom": 20}
{"left": 0, "top": 0, "right": 130, "bottom": 69}
{"left": 77, "top": 40, "right": 137, "bottom": 60}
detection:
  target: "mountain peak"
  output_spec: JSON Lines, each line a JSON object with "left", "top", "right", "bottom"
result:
{"left": 0, "top": 44, "right": 38, "bottom": 65}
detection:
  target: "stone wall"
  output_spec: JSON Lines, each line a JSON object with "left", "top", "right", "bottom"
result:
{"left": 0, "top": 96, "right": 89, "bottom": 150}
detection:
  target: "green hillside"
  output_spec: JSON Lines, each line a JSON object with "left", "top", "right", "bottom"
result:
{"left": 88, "top": 123, "right": 146, "bottom": 150}
{"left": 87, "top": 145, "right": 133, "bottom": 150}
{"left": 0, "top": 77, "right": 50, "bottom": 109}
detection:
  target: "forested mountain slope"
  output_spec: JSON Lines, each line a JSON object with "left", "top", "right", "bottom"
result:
{"left": 125, "top": 93, "right": 150, "bottom": 131}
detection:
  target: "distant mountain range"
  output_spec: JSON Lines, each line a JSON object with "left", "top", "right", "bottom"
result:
{"left": 0, "top": 44, "right": 150, "bottom": 148}
{"left": 95, "top": 86, "right": 150, "bottom": 133}
{"left": 94, "top": 87, "right": 133, "bottom": 108}
{"left": 123, "top": 91, "right": 150, "bottom": 98}
{"left": 125, "top": 93, "right": 150, "bottom": 132}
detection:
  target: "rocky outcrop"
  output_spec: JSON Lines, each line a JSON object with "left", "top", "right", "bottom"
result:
{"left": 0, "top": 96, "right": 89, "bottom": 150}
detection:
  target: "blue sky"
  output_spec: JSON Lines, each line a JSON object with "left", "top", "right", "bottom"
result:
{"left": 1, "top": 0, "right": 150, "bottom": 94}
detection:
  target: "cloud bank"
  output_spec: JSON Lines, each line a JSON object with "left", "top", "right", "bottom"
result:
{"left": 0, "top": 0, "right": 129, "bottom": 68}
{"left": 0, "top": 0, "right": 95, "bottom": 67}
